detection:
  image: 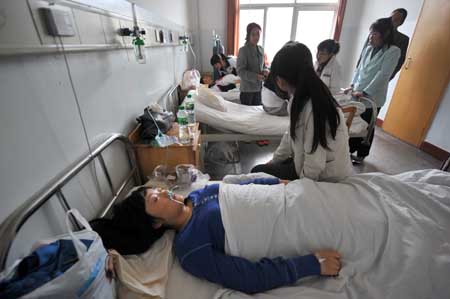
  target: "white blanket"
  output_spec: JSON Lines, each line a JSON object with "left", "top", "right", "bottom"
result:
{"left": 195, "top": 98, "right": 367, "bottom": 137}
{"left": 217, "top": 169, "right": 450, "bottom": 299}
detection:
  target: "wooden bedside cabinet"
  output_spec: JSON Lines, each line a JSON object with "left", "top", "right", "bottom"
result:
{"left": 128, "top": 122, "right": 202, "bottom": 181}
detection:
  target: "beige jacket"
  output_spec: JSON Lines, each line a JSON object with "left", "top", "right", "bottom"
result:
{"left": 272, "top": 100, "right": 352, "bottom": 182}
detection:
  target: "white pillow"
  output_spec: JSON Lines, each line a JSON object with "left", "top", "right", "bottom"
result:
{"left": 196, "top": 86, "right": 227, "bottom": 112}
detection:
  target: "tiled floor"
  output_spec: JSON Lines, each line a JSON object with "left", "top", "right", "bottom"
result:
{"left": 204, "top": 128, "right": 441, "bottom": 180}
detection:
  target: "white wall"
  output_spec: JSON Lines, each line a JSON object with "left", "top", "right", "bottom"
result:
{"left": 132, "top": 0, "right": 192, "bottom": 28}
{"left": 197, "top": 0, "right": 227, "bottom": 72}
{"left": 0, "top": 0, "right": 193, "bottom": 262}
{"left": 338, "top": 0, "right": 368, "bottom": 86}
{"left": 425, "top": 84, "right": 450, "bottom": 152}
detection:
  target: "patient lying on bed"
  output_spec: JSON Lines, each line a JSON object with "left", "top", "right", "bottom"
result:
{"left": 97, "top": 170, "right": 450, "bottom": 298}
{"left": 201, "top": 74, "right": 240, "bottom": 92}
{"left": 100, "top": 178, "right": 341, "bottom": 294}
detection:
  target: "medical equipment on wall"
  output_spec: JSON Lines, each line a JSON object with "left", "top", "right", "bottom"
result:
{"left": 179, "top": 33, "right": 198, "bottom": 69}
{"left": 212, "top": 30, "right": 224, "bottom": 80}
{"left": 212, "top": 30, "right": 224, "bottom": 55}
{"left": 119, "top": 3, "right": 147, "bottom": 64}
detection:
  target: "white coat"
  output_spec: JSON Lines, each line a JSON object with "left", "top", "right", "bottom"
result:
{"left": 314, "top": 56, "right": 343, "bottom": 95}
{"left": 272, "top": 100, "right": 353, "bottom": 182}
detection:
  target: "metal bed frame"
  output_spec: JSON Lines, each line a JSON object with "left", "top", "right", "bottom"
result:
{"left": 0, "top": 133, "right": 141, "bottom": 272}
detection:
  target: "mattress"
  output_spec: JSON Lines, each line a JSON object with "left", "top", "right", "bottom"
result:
{"left": 195, "top": 99, "right": 289, "bottom": 136}
{"left": 195, "top": 99, "right": 368, "bottom": 137}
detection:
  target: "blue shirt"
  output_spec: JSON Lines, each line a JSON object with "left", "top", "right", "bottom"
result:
{"left": 174, "top": 179, "right": 321, "bottom": 294}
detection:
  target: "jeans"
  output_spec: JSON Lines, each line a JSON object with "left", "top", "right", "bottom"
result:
{"left": 349, "top": 107, "right": 380, "bottom": 157}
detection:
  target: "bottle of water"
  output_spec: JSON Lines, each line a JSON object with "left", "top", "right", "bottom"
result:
{"left": 185, "top": 93, "right": 196, "bottom": 137}
{"left": 177, "top": 105, "right": 189, "bottom": 144}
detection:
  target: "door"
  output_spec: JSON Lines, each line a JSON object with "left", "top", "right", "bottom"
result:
{"left": 382, "top": 0, "right": 450, "bottom": 146}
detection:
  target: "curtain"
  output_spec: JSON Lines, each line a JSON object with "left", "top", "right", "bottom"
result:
{"left": 227, "top": 0, "right": 240, "bottom": 55}
{"left": 333, "top": 0, "right": 347, "bottom": 41}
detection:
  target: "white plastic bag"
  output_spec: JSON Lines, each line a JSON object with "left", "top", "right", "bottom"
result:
{"left": 181, "top": 69, "right": 201, "bottom": 90}
{"left": 13, "top": 209, "right": 116, "bottom": 299}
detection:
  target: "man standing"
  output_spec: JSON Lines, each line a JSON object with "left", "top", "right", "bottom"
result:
{"left": 390, "top": 8, "right": 410, "bottom": 79}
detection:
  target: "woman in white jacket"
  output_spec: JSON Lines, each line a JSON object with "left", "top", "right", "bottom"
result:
{"left": 314, "top": 39, "right": 343, "bottom": 95}
{"left": 252, "top": 42, "right": 352, "bottom": 182}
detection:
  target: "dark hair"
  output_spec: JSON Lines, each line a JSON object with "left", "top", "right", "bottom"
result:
{"left": 245, "top": 22, "right": 262, "bottom": 43}
{"left": 317, "top": 39, "right": 340, "bottom": 55}
{"left": 270, "top": 42, "right": 341, "bottom": 153}
{"left": 392, "top": 8, "right": 408, "bottom": 24}
{"left": 263, "top": 72, "right": 289, "bottom": 100}
{"left": 370, "top": 17, "right": 395, "bottom": 47}
{"left": 210, "top": 53, "right": 228, "bottom": 66}
{"left": 90, "top": 187, "right": 167, "bottom": 255}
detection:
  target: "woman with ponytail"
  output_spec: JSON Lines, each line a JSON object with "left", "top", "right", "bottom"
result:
{"left": 252, "top": 42, "right": 352, "bottom": 182}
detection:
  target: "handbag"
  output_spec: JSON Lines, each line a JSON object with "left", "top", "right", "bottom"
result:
{"left": 0, "top": 210, "right": 116, "bottom": 299}
{"left": 136, "top": 108, "right": 173, "bottom": 143}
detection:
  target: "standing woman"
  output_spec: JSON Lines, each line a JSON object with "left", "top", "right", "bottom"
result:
{"left": 252, "top": 42, "right": 352, "bottom": 182}
{"left": 314, "top": 39, "right": 343, "bottom": 95}
{"left": 346, "top": 18, "right": 400, "bottom": 163}
{"left": 237, "top": 23, "right": 269, "bottom": 106}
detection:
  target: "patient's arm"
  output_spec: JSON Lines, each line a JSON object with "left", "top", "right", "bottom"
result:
{"left": 179, "top": 245, "right": 321, "bottom": 294}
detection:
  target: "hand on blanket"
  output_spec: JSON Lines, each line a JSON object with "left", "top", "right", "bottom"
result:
{"left": 314, "top": 250, "right": 341, "bottom": 276}
{"left": 280, "top": 180, "right": 290, "bottom": 185}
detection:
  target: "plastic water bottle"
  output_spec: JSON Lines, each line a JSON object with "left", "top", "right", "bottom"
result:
{"left": 177, "top": 105, "right": 189, "bottom": 144}
{"left": 185, "top": 93, "right": 196, "bottom": 137}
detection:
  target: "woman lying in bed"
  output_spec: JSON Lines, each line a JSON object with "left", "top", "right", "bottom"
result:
{"left": 95, "top": 170, "right": 450, "bottom": 298}
{"left": 96, "top": 177, "right": 341, "bottom": 294}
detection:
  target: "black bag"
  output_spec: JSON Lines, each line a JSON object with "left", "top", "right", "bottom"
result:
{"left": 136, "top": 108, "right": 173, "bottom": 143}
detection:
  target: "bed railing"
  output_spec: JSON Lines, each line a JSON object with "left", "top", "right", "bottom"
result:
{"left": 0, "top": 133, "right": 141, "bottom": 271}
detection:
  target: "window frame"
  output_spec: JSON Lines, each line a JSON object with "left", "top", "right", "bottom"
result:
{"left": 239, "top": 1, "right": 339, "bottom": 51}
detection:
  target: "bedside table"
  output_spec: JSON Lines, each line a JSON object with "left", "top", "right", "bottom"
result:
{"left": 128, "top": 122, "right": 202, "bottom": 181}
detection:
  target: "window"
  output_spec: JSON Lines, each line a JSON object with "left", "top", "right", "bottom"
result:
{"left": 239, "top": 0, "right": 339, "bottom": 64}
{"left": 295, "top": 10, "right": 335, "bottom": 55}
{"left": 239, "top": 9, "right": 265, "bottom": 49}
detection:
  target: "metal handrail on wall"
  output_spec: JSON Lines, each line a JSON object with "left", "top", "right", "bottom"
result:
{"left": 0, "top": 133, "right": 141, "bottom": 271}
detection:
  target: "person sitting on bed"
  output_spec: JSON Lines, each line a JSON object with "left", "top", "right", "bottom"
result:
{"left": 97, "top": 181, "right": 342, "bottom": 294}
{"left": 261, "top": 72, "right": 289, "bottom": 116}
{"left": 210, "top": 53, "right": 237, "bottom": 79}
{"left": 252, "top": 42, "right": 352, "bottom": 182}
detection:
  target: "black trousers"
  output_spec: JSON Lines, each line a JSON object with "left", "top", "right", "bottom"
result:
{"left": 349, "top": 107, "right": 380, "bottom": 157}
{"left": 240, "top": 91, "right": 262, "bottom": 106}
{"left": 251, "top": 158, "right": 299, "bottom": 180}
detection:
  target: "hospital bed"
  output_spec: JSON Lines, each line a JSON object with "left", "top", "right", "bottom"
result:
{"left": 0, "top": 132, "right": 219, "bottom": 299}
{"left": 1, "top": 130, "right": 449, "bottom": 299}
{"left": 194, "top": 93, "right": 377, "bottom": 144}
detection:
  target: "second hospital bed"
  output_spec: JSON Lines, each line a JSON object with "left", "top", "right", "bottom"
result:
{"left": 195, "top": 92, "right": 376, "bottom": 143}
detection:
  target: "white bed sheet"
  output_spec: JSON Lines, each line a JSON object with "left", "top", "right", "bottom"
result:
{"left": 127, "top": 170, "right": 450, "bottom": 299}
{"left": 195, "top": 98, "right": 289, "bottom": 136}
{"left": 195, "top": 99, "right": 367, "bottom": 137}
